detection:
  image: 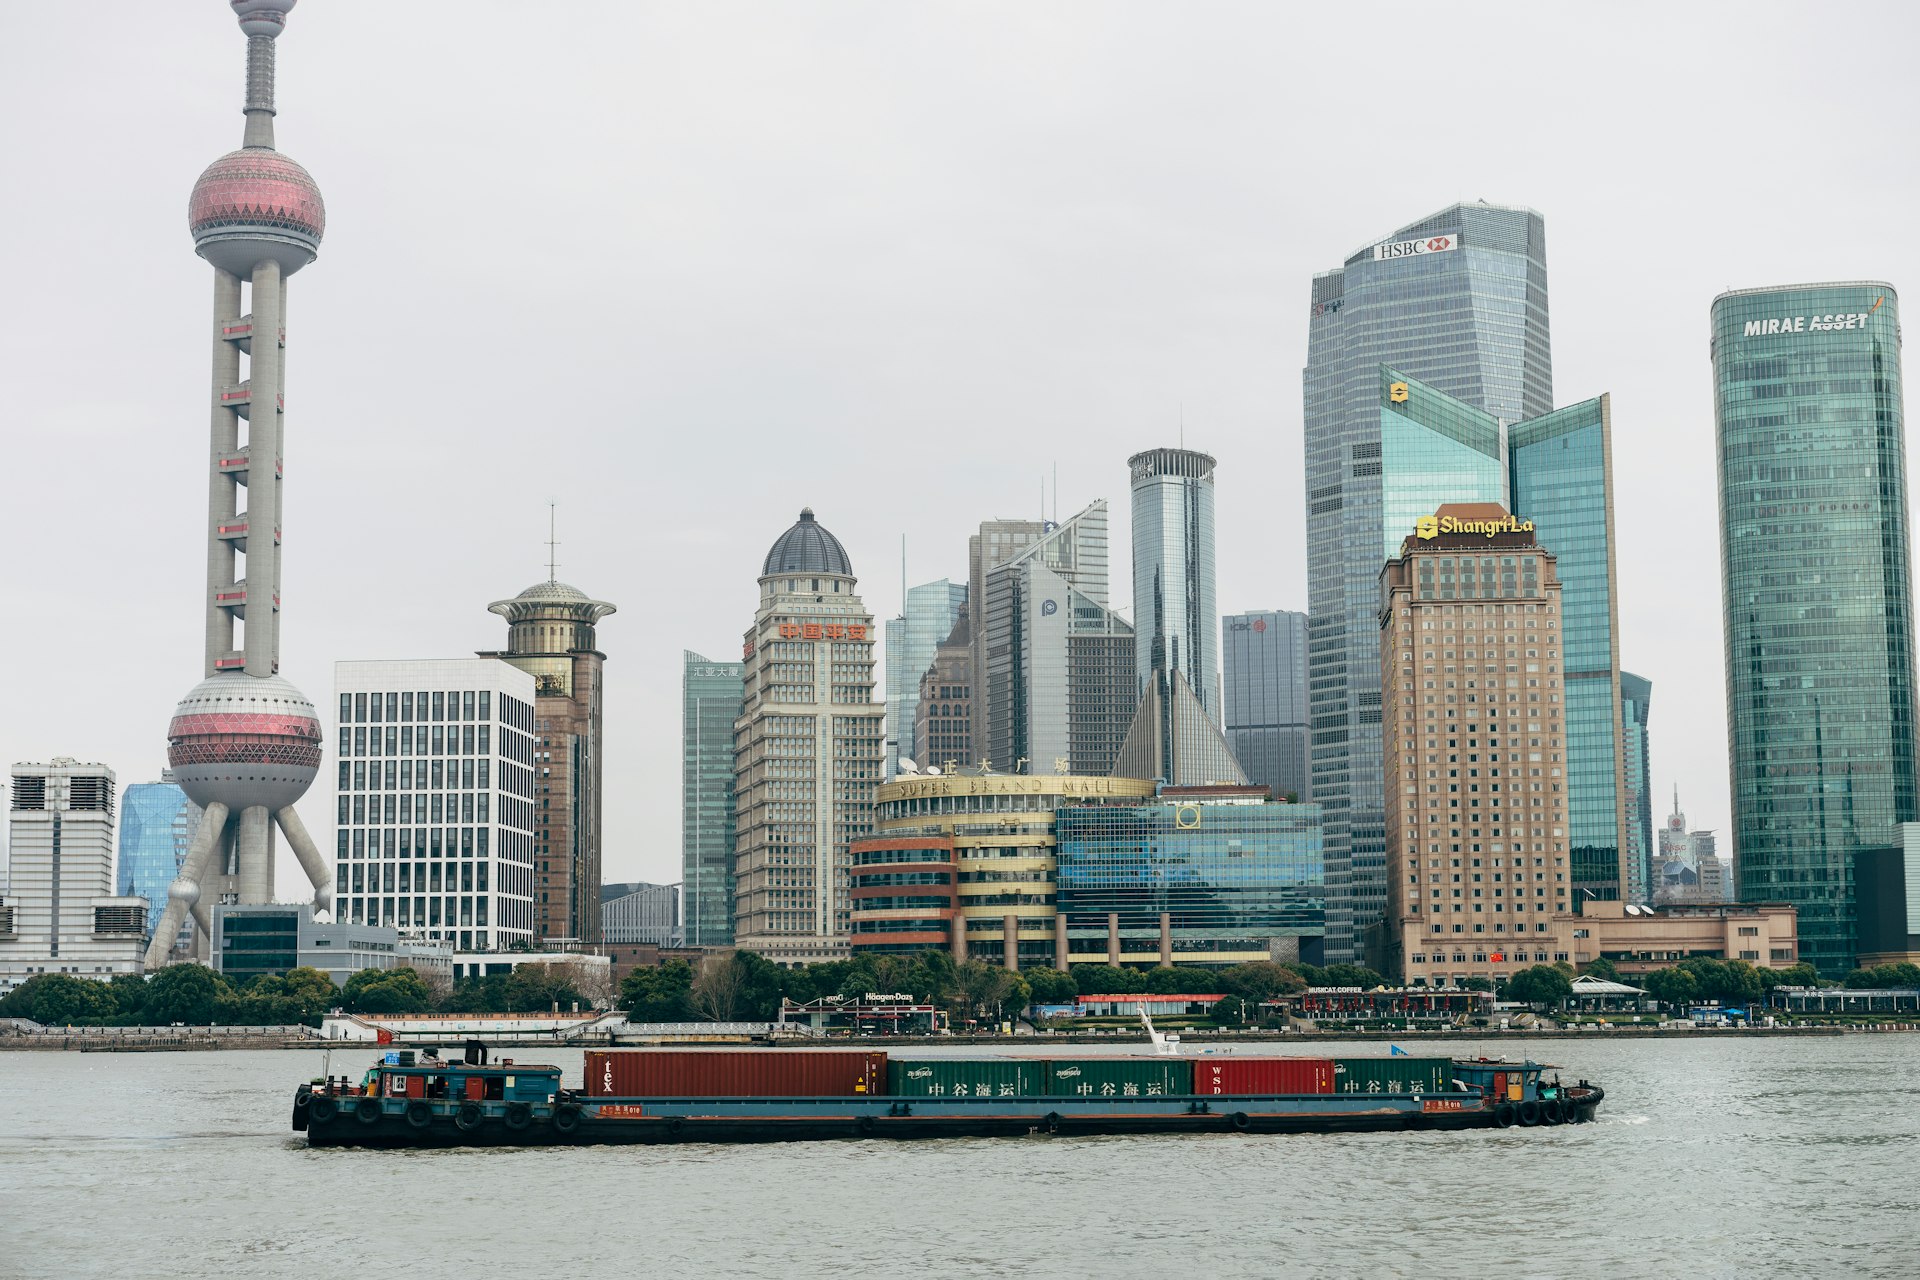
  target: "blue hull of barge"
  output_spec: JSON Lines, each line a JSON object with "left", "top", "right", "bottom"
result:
{"left": 301, "top": 1089, "right": 1601, "bottom": 1147}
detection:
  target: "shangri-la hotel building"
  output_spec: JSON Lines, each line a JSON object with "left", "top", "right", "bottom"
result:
{"left": 1377, "top": 503, "right": 1572, "bottom": 985}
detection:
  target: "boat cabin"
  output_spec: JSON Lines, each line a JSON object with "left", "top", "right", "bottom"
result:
{"left": 1450, "top": 1058, "right": 1545, "bottom": 1103}
{"left": 348, "top": 1044, "right": 562, "bottom": 1106}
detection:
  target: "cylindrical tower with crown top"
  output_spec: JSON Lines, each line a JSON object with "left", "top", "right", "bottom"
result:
{"left": 146, "top": 1, "right": 334, "bottom": 967}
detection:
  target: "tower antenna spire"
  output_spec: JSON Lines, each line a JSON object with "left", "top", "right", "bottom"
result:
{"left": 547, "top": 502, "right": 560, "bottom": 583}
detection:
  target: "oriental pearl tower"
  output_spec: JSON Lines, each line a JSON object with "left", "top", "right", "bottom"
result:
{"left": 146, "top": 1, "right": 332, "bottom": 966}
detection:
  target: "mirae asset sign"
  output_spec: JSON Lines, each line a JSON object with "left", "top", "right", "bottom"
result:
{"left": 1373, "top": 233, "right": 1458, "bottom": 261}
{"left": 1743, "top": 299, "right": 1885, "bottom": 337}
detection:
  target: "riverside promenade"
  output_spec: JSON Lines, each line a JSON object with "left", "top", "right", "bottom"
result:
{"left": 5, "top": 1017, "right": 1916, "bottom": 1051}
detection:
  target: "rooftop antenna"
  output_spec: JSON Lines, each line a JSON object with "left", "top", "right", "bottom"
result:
{"left": 1052, "top": 461, "right": 1058, "bottom": 524}
{"left": 546, "top": 502, "right": 560, "bottom": 583}
{"left": 901, "top": 534, "right": 907, "bottom": 619}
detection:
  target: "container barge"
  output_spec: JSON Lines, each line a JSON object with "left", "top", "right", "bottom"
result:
{"left": 292, "top": 1044, "right": 1603, "bottom": 1147}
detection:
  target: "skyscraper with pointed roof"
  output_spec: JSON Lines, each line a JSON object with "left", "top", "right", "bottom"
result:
{"left": 1120, "top": 449, "right": 1246, "bottom": 786}
{"left": 731, "top": 509, "right": 885, "bottom": 963}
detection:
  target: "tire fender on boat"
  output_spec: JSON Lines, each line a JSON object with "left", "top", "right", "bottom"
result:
{"left": 1518, "top": 1100, "right": 1542, "bottom": 1127}
{"left": 454, "top": 1102, "right": 484, "bottom": 1132}
{"left": 1494, "top": 1102, "right": 1517, "bottom": 1128}
{"left": 1044, "top": 1111, "right": 1061, "bottom": 1135}
{"left": 356, "top": 1097, "right": 384, "bottom": 1125}
{"left": 405, "top": 1100, "right": 434, "bottom": 1129}
{"left": 552, "top": 1104, "right": 583, "bottom": 1134}
{"left": 504, "top": 1102, "right": 532, "bottom": 1130}
{"left": 1229, "top": 1112, "right": 1252, "bottom": 1132}
{"left": 308, "top": 1095, "right": 338, "bottom": 1125}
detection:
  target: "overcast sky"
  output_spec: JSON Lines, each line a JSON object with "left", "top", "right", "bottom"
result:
{"left": 4, "top": 2, "right": 1918, "bottom": 891}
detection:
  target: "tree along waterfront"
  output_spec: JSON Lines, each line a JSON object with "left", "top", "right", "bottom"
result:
{"left": 5, "top": 950, "right": 1907, "bottom": 1031}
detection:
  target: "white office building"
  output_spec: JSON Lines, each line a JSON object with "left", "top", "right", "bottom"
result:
{"left": 1, "top": 759, "right": 149, "bottom": 994}
{"left": 333, "top": 660, "right": 539, "bottom": 954}
{"left": 603, "top": 881, "right": 681, "bottom": 945}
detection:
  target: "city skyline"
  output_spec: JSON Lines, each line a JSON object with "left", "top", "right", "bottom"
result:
{"left": 6, "top": 6, "right": 1920, "bottom": 890}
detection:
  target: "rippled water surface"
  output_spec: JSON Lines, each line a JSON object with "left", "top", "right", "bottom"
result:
{"left": 4, "top": 1035, "right": 1917, "bottom": 1279}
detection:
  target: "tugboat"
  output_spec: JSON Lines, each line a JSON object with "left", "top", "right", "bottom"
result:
{"left": 293, "top": 1041, "right": 1604, "bottom": 1148}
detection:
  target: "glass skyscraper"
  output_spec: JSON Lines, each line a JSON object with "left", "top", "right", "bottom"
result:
{"left": 682, "top": 650, "right": 744, "bottom": 947}
{"left": 1305, "top": 203, "right": 1553, "bottom": 962}
{"left": 1129, "top": 448, "right": 1223, "bottom": 720}
{"left": 118, "top": 778, "right": 200, "bottom": 936}
{"left": 1509, "top": 396, "right": 1628, "bottom": 902}
{"left": 1619, "top": 672, "right": 1654, "bottom": 903}
{"left": 1712, "top": 282, "right": 1915, "bottom": 975}
{"left": 885, "top": 579, "right": 966, "bottom": 774}
{"left": 1223, "top": 610, "right": 1310, "bottom": 802}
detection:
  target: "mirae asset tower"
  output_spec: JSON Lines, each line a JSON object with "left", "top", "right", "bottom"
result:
{"left": 1711, "top": 283, "right": 1915, "bottom": 975}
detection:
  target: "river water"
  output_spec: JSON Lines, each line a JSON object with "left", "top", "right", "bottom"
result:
{"left": 3, "top": 1035, "right": 1916, "bottom": 1279}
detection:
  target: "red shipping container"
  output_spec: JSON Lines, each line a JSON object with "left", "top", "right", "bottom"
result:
{"left": 584, "top": 1050, "right": 888, "bottom": 1098}
{"left": 1193, "top": 1057, "right": 1334, "bottom": 1096}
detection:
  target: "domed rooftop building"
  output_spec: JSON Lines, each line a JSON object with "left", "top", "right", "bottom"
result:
{"left": 763, "top": 508, "right": 854, "bottom": 579}
{"left": 482, "top": 566, "right": 618, "bottom": 948}
{"left": 735, "top": 506, "right": 884, "bottom": 967}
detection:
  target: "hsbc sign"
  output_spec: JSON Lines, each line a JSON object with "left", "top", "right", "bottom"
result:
{"left": 1373, "top": 233, "right": 1459, "bottom": 262}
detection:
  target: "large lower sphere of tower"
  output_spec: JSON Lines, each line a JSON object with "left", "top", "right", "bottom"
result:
{"left": 189, "top": 148, "right": 325, "bottom": 276}
{"left": 167, "top": 672, "right": 323, "bottom": 811}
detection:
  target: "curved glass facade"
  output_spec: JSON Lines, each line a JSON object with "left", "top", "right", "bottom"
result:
{"left": 117, "top": 782, "right": 198, "bottom": 934}
{"left": 1711, "top": 282, "right": 1915, "bottom": 975}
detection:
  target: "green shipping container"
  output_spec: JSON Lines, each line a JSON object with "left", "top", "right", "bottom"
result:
{"left": 887, "top": 1059, "right": 1043, "bottom": 1098}
{"left": 1044, "top": 1059, "right": 1194, "bottom": 1098}
{"left": 1331, "top": 1057, "right": 1453, "bottom": 1095}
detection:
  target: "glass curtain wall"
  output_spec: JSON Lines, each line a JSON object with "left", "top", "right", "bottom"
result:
{"left": 1712, "top": 283, "right": 1916, "bottom": 974}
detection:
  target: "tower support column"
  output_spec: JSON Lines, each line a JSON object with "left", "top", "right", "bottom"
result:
{"left": 206, "top": 269, "right": 243, "bottom": 676}
{"left": 244, "top": 258, "right": 283, "bottom": 676}
{"left": 144, "top": 801, "right": 228, "bottom": 968}
{"left": 236, "top": 804, "right": 274, "bottom": 907}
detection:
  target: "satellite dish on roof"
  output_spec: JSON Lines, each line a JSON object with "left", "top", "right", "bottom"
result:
{"left": 926, "top": 765, "right": 941, "bottom": 776}
{"left": 899, "top": 758, "right": 921, "bottom": 775}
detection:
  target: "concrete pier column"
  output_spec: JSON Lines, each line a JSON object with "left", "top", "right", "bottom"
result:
{"left": 236, "top": 804, "right": 273, "bottom": 906}
{"left": 1054, "top": 913, "right": 1069, "bottom": 970}
{"left": 1159, "top": 912, "right": 1172, "bottom": 967}
{"left": 1107, "top": 913, "right": 1120, "bottom": 964}
{"left": 1002, "top": 914, "right": 1019, "bottom": 971}
{"left": 950, "top": 912, "right": 967, "bottom": 963}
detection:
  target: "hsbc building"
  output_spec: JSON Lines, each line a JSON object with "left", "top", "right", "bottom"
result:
{"left": 1301, "top": 202, "right": 1555, "bottom": 962}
